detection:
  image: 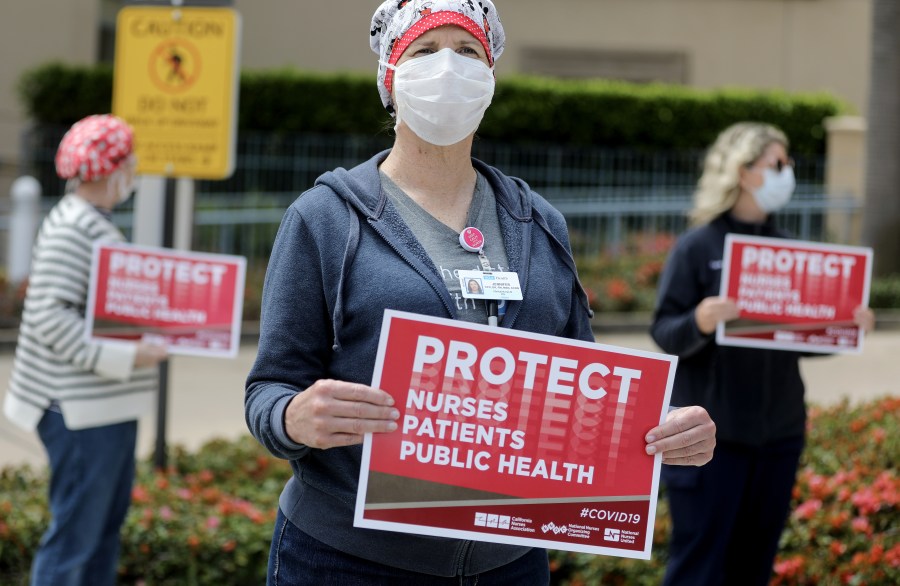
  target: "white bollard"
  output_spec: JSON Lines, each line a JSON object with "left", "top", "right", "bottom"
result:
{"left": 7, "top": 176, "right": 42, "bottom": 284}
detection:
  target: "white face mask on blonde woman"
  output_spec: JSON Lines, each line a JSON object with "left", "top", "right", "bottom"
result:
{"left": 384, "top": 48, "right": 495, "bottom": 146}
{"left": 752, "top": 165, "right": 796, "bottom": 213}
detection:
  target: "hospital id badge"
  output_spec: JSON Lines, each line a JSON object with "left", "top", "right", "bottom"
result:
{"left": 459, "top": 270, "right": 523, "bottom": 301}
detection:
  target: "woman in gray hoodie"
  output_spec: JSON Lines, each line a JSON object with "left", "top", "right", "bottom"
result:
{"left": 245, "top": 2, "right": 717, "bottom": 584}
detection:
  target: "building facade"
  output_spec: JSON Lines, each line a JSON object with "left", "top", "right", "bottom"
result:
{"left": 0, "top": 0, "right": 873, "bottom": 193}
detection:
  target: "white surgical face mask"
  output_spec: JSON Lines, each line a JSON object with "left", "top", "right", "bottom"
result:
{"left": 107, "top": 167, "right": 136, "bottom": 205}
{"left": 752, "top": 166, "right": 795, "bottom": 213}
{"left": 384, "top": 48, "right": 495, "bottom": 147}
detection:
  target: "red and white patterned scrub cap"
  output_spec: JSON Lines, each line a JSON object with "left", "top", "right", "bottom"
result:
{"left": 370, "top": 0, "right": 505, "bottom": 112}
{"left": 55, "top": 114, "right": 134, "bottom": 182}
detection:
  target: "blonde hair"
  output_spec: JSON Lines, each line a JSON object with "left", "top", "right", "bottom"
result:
{"left": 689, "top": 122, "right": 789, "bottom": 226}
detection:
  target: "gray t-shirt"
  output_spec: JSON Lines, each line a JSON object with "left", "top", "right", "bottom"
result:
{"left": 381, "top": 171, "right": 511, "bottom": 325}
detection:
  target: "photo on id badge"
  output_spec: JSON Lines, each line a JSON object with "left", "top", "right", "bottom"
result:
{"left": 466, "top": 278, "right": 484, "bottom": 295}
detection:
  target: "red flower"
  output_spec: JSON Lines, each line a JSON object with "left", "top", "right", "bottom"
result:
{"left": 793, "top": 499, "right": 822, "bottom": 520}
{"left": 884, "top": 543, "right": 900, "bottom": 567}
{"left": 829, "top": 510, "right": 851, "bottom": 529}
{"left": 635, "top": 260, "right": 664, "bottom": 287}
{"left": 807, "top": 474, "right": 831, "bottom": 499}
{"left": 605, "top": 278, "right": 633, "bottom": 303}
{"left": 773, "top": 555, "right": 804, "bottom": 578}
{"left": 851, "top": 516, "right": 871, "bottom": 535}
{"left": 869, "top": 543, "right": 884, "bottom": 564}
{"left": 132, "top": 485, "right": 149, "bottom": 504}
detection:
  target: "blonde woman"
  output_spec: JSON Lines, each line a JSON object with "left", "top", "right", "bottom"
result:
{"left": 650, "top": 123, "right": 875, "bottom": 586}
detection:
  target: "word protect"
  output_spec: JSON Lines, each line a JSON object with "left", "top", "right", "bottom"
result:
{"left": 741, "top": 245, "right": 856, "bottom": 278}
{"left": 412, "top": 336, "right": 642, "bottom": 404}
{"left": 109, "top": 251, "right": 228, "bottom": 286}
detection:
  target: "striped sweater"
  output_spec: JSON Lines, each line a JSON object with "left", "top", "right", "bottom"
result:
{"left": 4, "top": 194, "right": 158, "bottom": 431}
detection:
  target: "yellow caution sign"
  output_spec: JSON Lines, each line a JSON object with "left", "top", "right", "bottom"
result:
{"left": 113, "top": 6, "right": 241, "bottom": 179}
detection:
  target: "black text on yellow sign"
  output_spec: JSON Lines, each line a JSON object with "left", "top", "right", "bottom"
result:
{"left": 113, "top": 6, "right": 241, "bottom": 179}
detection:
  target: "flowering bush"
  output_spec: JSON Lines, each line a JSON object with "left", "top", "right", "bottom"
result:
{"left": 0, "top": 397, "right": 896, "bottom": 584}
{"left": 575, "top": 233, "right": 675, "bottom": 314}
{"left": 548, "top": 395, "right": 900, "bottom": 585}
{"left": 771, "top": 396, "right": 900, "bottom": 586}
{"left": 0, "top": 437, "right": 288, "bottom": 585}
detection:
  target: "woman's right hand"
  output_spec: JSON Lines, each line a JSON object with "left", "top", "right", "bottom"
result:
{"left": 134, "top": 342, "right": 168, "bottom": 368}
{"left": 285, "top": 380, "right": 400, "bottom": 449}
{"left": 694, "top": 296, "right": 740, "bottom": 335}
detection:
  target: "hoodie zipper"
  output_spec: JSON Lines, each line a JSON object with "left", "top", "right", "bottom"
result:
{"left": 454, "top": 539, "right": 475, "bottom": 578}
{"left": 367, "top": 219, "right": 459, "bottom": 319}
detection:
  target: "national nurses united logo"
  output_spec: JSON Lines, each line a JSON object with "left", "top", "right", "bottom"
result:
{"left": 149, "top": 39, "right": 201, "bottom": 93}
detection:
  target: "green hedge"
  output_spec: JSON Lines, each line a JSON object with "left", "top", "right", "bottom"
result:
{"left": 870, "top": 274, "right": 900, "bottom": 309}
{"left": 19, "top": 62, "right": 846, "bottom": 155}
{"left": 2, "top": 397, "right": 897, "bottom": 585}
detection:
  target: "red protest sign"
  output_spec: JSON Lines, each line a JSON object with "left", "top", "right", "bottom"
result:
{"left": 717, "top": 235, "right": 872, "bottom": 353}
{"left": 85, "top": 242, "right": 246, "bottom": 358}
{"left": 355, "top": 310, "right": 677, "bottom": 560}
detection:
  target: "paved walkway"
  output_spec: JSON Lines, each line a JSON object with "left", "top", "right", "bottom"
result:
{"left": 1, "top": 330, "right": 896, "bottom": 470}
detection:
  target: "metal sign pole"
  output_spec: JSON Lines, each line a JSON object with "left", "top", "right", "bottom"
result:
{"left": 152, "top": 177, "right": 178, "bottom": 469}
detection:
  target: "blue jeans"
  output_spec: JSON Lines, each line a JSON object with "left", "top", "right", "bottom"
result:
{"left": 267, "top": 509, "right": 550, "bottom": 586}
{"left": 30, "top": 410, "right": 138, "bottom": 586}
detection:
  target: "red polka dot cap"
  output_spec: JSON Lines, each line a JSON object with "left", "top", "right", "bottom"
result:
{"left": 55, "top": 114, "right": 134, "bottom": 182}
{"left": 370, "top": 0, "right": 505, "bottom": 112}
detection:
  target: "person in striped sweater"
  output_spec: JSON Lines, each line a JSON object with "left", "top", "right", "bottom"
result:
{"left": 3, "top": 114, "right": 167, "bottom": 586}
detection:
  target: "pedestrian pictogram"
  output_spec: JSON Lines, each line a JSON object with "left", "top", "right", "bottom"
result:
{"left": 150, "top": 39, "right": 201, "bottom": 93}
{"left": 113, "top": 6, "right": 241, "bottom": 179}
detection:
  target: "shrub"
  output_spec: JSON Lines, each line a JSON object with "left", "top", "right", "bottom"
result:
{"left": 549, "top": 396, "right": 900, "bottom": 585}
{"left": 575, "top": 232, "right": 674, "bottom": 314}
{"left": 19, "top": 63, "right": 845, "bottom": 155}
{"left": 869, "top": 274, "right": 900, "bottom": 309}
{"left": 2, "top": 397, "right": 896, "bottom": 584}
{"left": 0, "top": 438, "right": 288, "bottom": 585}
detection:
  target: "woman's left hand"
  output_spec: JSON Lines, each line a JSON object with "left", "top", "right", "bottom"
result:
{"left": 853, "top": 306, "right": 875, "bottom": 332}
{"left": 644, "top": 406, "right": 716, "bottom": 466}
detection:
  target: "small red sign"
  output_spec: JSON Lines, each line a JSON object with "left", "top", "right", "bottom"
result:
{"left": 85, "top": 242, "right": 246, "bottom": 358}
{"left": 717, "top": 235, "right": 872, "bottom": 353}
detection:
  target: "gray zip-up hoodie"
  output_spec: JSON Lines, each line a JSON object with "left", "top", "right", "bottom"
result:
{"left": 245, "top": 150, "right": 594, "bottom": 577}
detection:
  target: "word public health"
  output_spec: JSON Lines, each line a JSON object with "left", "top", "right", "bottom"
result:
{"left": 396, "top": 335, "right": 646, "bottom": 485}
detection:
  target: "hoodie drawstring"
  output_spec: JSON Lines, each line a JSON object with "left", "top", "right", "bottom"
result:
{"left": 332, "top": 200, "right": 362, "bottom": 351}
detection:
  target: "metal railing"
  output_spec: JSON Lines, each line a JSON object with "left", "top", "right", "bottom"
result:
{"left": 9, "top": 129, "right": 860, "bottom": 275}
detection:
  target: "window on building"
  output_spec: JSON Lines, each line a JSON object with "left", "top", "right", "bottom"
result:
{"left": 520, "top": 47, "right": 689, "bottom": 84}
